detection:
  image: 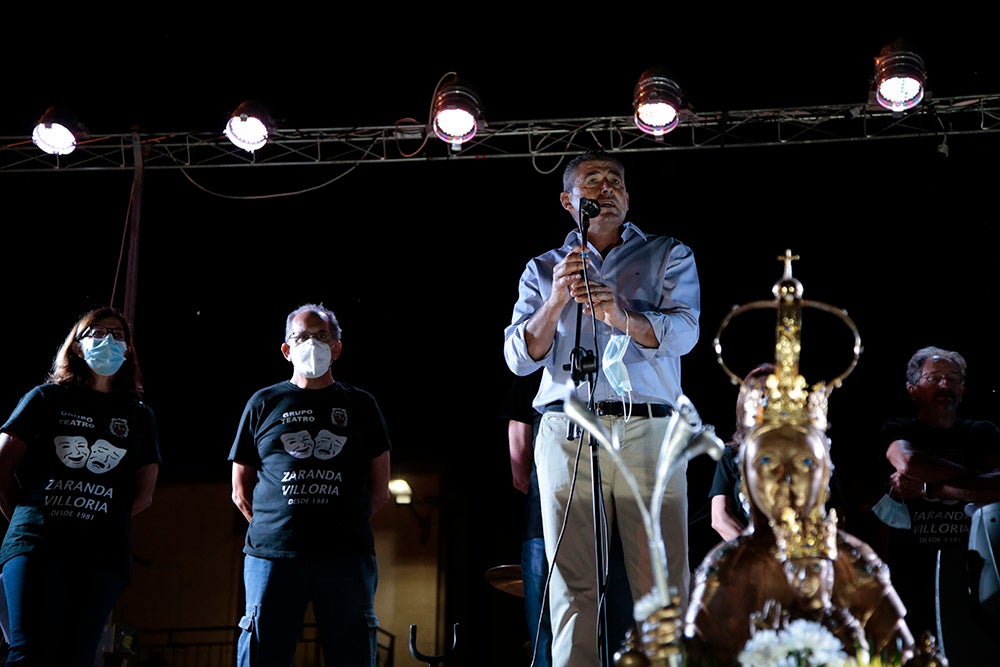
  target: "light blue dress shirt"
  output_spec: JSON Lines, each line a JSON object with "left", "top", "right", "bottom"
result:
{"left": 503, "top": 221, "right": 701, "bottom": 412}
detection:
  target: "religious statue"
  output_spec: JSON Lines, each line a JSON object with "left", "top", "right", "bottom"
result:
{"left": 597, "top": 251, "right": 949, "bottom": 667}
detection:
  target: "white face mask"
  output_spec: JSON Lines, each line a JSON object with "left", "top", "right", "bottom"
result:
{"left": 290, "top": 338, "right": 332, "bottom": 379}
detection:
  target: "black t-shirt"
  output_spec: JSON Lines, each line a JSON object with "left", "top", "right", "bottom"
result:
{"left": 709, "top": 445, "right": 750, "bottom": 526}
{"left": 228, "top": 380, "right": 391, "bottom": 558}
{"left": 502, "top": 371, "right": 542, "bottom": 427}
{"left": 878, "top": 415, "right": 1000, "bottom": 642}
{"left": 501, "top": 371, "right": 543, "bottom": 540}
{"left": 0, "top": 383, "right": 161, "bottom": 579}
{"left": 880, "top": 417, "right": 1000, "bottom": 550}
{"left": 881, "top": 417, "right": 1000, "bottom": 471}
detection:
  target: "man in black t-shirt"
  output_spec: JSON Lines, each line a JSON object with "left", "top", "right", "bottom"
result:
{"left": 880, "top": 346, "right": 1000, "bottom": 666}
{"left": 229, "top": 304, "right": 391, "bottom": 667}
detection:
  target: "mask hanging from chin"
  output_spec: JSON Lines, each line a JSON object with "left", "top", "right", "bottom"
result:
{"left": 290, "top": 339, "right": 332, "bottom": 379}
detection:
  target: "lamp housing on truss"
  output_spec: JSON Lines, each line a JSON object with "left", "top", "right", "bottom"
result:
{"left": 873, "top": 40, "right": 927, "bottom": 112}
{"left": 633, "top": 68, "right": 685, "bottom": 137}
{"left": 432, "top": 79, "right": 482, "bottom": 150}
{"left": 32, "top": 105, "right": 83, "bottom": 156}
{"left": 224, "top": 100, "right": 273, "bottom": 152}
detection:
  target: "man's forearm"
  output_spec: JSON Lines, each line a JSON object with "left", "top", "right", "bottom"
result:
{"left": 932, "top": 471, "right": 1000, "bottom": 504}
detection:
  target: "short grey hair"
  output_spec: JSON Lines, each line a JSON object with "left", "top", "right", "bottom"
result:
{"left": 284, "top": 303, "right": 341, "bottom": 341}
{"left": 905, "top": 346, "right": 966, "bottom": 386}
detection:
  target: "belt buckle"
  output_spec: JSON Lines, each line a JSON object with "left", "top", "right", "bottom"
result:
{"left": 596, "top": 401, "right": 628, "bottom": 418}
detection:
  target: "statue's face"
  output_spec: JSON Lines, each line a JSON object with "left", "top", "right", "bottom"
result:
{"left": 743, "top": 423, "right": 828, "bottom": 522}
{"left": 783, "top": 557, "right": 834, "bottom": 608}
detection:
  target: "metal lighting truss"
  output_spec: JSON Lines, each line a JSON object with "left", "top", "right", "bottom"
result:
{"left": 2, "top": 93, "right": 999, "bottom": 173}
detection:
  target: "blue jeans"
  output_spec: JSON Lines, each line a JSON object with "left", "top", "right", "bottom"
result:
{"left": 2, "top": 553, "right": 125, "bottom": 667}
{"left": 522, "top": 536, "right": 551, "bottom": 667}
{"left": 238, "top": 554, "right": 379, "bottom": 667}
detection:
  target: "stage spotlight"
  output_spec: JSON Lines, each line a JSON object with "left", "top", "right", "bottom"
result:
{"left": 224, "top": 100, "right": 273, "bottom": 152}
{"left": 432, "top": 77, "right": 482, "bottom": 150}
{"left": 32, "top": 105, "right": 82, "bottom": 155}
{"left": 873, "top": 40, "right": 926, "bottom": 112}
{"left": 633, "top": 67, "right": 685, "bottom": 137}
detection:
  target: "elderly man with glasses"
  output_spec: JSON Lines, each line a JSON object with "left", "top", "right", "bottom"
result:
{"left": 879, "top": 345, "right": 1000, "bottom": 666}
{"left": 229, "top": 303, "right": 392, "bottom": 667}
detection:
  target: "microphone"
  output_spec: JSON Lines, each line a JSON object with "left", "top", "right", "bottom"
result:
{"left": 579, "top": 198, "right": 601, "bottom": 219}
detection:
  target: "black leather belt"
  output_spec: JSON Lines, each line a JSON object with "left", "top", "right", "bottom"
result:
{"left": 544, "top": 401, "right": 672, "bottom": 418}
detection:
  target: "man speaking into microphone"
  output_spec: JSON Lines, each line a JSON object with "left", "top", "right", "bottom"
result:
{"left": 502, "top": 149, "right": 702, "bottom": 667}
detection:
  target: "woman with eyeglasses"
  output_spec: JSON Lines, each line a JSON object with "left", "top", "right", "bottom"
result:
{"left": 0, "top": 306, "right": 160, "bottom": 667}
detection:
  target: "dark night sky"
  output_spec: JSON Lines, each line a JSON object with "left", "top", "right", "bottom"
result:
{"left": 2, "top": 17, "right": 999, "bottom": 517}
{"left": 2, "top": 18, "right": 1000, "bottom": 658}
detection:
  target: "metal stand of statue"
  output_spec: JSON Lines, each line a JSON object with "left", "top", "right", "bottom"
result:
{"left": 563, "top": 394, "right": 725, "bottom": 667}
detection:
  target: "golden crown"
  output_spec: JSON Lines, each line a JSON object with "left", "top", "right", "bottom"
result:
{"left": 714, "top": 249, "right": 861, "bottom": 431}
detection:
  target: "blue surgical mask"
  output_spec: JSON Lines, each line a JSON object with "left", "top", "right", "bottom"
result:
{"left": 602, "top": 312, "right": 634, "bottom": 420}
{"left": 80, "top": 335, "right": 127, "bottom": 376}
{"left": 602, "top": 310, "right": 632, "bottom": 401}
{"left": 602, "top": 334, "right": 632, "bottom": 397}
{"left": 872, "top": 491, "right": 911, "bottom": 529}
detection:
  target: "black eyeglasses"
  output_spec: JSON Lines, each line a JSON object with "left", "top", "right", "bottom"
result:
{"left": 918, "top": 372, "right": 964, "bottom": 385}
{"left": 287, "top": 330, "right": 336, "bottom": 345}
{"left": 80, "top": 325, "right": 126, "bottom": 341}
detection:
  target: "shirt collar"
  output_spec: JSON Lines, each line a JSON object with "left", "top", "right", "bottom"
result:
{"left": 563, "top": 220, "right": 644, "bottom": 246}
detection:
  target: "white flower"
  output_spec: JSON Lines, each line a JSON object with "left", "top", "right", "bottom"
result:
{"left": 739, "top": 630, "right": 791, "bottom": 667}
{"left": 737, "top": 619, "right": 859, "bottom": 667}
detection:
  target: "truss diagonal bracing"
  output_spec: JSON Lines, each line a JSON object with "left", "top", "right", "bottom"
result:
{"left": 2, "top": 94, "right": 999, "bottom": 174}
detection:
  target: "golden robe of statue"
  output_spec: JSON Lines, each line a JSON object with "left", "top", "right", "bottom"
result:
{"left": 682, "top": 424, "right": 914, "bottom": 666}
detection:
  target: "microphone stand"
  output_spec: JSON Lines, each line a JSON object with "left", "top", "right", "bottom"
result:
{"left": 566, "top": 215, "right": 597, "bottom": 431}
{"left": 563, "top": 209, "right": 612, "bottom": 666}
